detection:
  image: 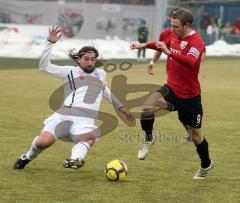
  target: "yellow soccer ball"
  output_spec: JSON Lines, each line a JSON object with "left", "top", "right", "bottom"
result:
{"left": 105, "top": 160, "right": 128, "bottom": 181}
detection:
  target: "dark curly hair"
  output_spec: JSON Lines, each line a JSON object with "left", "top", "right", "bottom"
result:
{"left": 68, "top": 46, "right": 103, "bottom": 67}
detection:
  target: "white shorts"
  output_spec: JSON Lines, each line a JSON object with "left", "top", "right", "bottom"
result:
{"left": 42, "top": 113, "right": 100, "bottom": 143}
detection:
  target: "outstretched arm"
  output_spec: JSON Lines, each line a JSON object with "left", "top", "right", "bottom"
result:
{"left": 130, "top": 42, "right": 147, "bottom": 50}
{"left": 39, "top": 26, "right": 71, "bottom": 79}
{"left": 102, "top": 85, "right": 124, "bottom": 109}
{"left": 130, "top": 42, "right": 162, "bottom": 75}
{"left": 103, "top": 85, "right": 135, "bottom": 123}
{"left": 118, "top": 106, "right": 135, "bottom": 123}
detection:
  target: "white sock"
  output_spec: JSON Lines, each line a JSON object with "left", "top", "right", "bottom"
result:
{"left": 71, "top": 142, "right": 90, "bottom": 160}
{"left": 26, "top": 136, "right": 43, "bottom": 160}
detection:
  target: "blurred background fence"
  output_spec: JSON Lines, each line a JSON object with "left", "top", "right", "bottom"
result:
{"left": 0, "top": 0, "right": 239, "bottom": 45}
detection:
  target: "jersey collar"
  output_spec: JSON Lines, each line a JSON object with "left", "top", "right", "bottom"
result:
{"left": 182, "top": 30, "right": 196, "bottom": 38}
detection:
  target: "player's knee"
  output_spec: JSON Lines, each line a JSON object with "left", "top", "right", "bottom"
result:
{"left": 77, "top": 133, "right": 96, "bottom": 146}
{"left": 35, "top": 134, "right": 55, "bottom": 149}
{"left": 142, "top": 106, "right": 155, "bottom": 116}
{"left": 35, "top": 141, "right": 51, "bottom": 149}
{"left": 158, "top": 99, "right": 171, "bottom": 110}
{"left": 36, "top": 140, "right": 53, "bottom": 149}
{"left": 87, "top": 137, "right": 95, "bottom": 146}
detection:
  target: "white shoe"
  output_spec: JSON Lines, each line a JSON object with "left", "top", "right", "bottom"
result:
{"left": 138, "top": 143, "right": 150, "bottom": 160}
{"left": 138, "top": 135, "right": 155, "bottom": 160}
{"left": 193, "top": 160, "right": 214, "bottom": 180}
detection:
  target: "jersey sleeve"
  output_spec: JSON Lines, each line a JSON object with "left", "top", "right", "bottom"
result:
{"left": 187, "top": 37, "right": 205, "bottom": 60}
{"left": 100, "top": 70, "right": 124, "bottom": 109}
{"left": 102, "top": 85, "right": 124, "bottom": 109}
{"left": 169, "top": 53, "right": 198, "bottom": 68}
{"left": 146, "top": 42, "right": 161, "bottom": 51}
{"left": 39, "top": 41, "right": 72, "bottom": 79}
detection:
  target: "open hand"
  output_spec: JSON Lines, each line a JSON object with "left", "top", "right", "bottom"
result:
{"left": 119, "top": 106, "right": 135, "bottom": 123}
{"left": 146, "top": 63, "right": 154, "bottom": 75}
{"left": 48, "top": 25, "right": 62, "bottom": 43}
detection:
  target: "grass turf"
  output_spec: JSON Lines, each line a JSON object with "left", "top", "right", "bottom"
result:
{"left": 0, "top": 57, "right": 240, "bottom": 202}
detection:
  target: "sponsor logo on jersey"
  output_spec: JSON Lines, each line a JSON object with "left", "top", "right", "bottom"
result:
{"left": 170, "top": 47, "right": 180, "bottom": 54}
{"left": 94, "top": 72, "right": 100, "bottom": 79}
{"left": 180, "top": 41, "right": 188, "bottom": 49}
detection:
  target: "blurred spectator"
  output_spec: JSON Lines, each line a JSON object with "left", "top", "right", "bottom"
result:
{"left": 220, "top": 21, "right": 240, "bottom": 44}
{"left": 137, "top": 20, "right": 148, "bottom": 61}
{"left": 232, "top": 17, "right": 240, "bottom": 34}
{"left": 200, "top": 12, "right": 211, "bottom": 30}
{"left": 199, "top": 12, "right": 211, "bottom": 40}
{"left": 206, "top": 18, "right": 219, "bottom": 44}
{"left": 163, "top": 16, "right": 171, "bottom": 29}
{"left": 216, "top": 15, "right": 223, "bottom": 36}
{"left": 221, "top": 22, "right": 233, "bottom": 38}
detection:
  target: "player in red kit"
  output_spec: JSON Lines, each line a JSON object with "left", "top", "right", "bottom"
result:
{"left": 147, "top": 9, "right": 195, "bottom": 142}
{"left": 130, "top": 8, "right": 213, "bottom": 179}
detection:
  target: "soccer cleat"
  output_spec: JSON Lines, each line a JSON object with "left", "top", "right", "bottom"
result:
{"left": 138, "top": 135, "right": 155, "bottom": 160}
{"left": 193, "top": 160, "right": 214, "bottom": 180}
{"left": 63, "top": 158, "right": 85, "bottom": 169}
{"left": 13, "top": 154, "right": 30, "bottom": 169}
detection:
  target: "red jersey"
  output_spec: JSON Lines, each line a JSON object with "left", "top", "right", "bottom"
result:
{"left": 147, "top": 30, "right": 205, "bottom": 99}
{"left": 159, "top": 28, "right": 172, "bottom": 41}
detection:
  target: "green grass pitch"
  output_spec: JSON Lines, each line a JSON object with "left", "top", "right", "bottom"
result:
{"left": 0, "top": 57, "right": 240, "bottom": 202}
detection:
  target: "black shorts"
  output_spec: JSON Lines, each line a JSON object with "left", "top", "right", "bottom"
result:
{"left": 157, "top": 84, "right": 203, "bottom": 128}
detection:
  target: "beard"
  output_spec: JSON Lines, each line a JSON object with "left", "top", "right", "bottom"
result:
{"left": 80, "top": 65, "right": 95, "bottom": 73}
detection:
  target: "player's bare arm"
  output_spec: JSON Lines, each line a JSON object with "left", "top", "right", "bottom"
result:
{"left": 147, "top": 51, "right": 162, "bottom": 75}
{"left": 130, "top": 43, "right": 147, "bottom": 50}
{"left": 118, "top": 106, "right": 135, "bottom": 123}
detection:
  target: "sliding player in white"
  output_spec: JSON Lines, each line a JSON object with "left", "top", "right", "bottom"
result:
{"left": 14, "top": 26, "right": 135, "bottom": 169}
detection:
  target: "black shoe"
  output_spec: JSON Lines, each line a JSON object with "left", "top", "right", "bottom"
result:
{"left": 63, "top": 158, "right": 85, "bottom": 169}
{"left": 13, "top": 154, "right": 30, "bottom": 169}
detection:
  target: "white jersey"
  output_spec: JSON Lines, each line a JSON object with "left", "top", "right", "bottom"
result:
{"left": 39, "top": 41, "right": 122, "bottom": 125}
